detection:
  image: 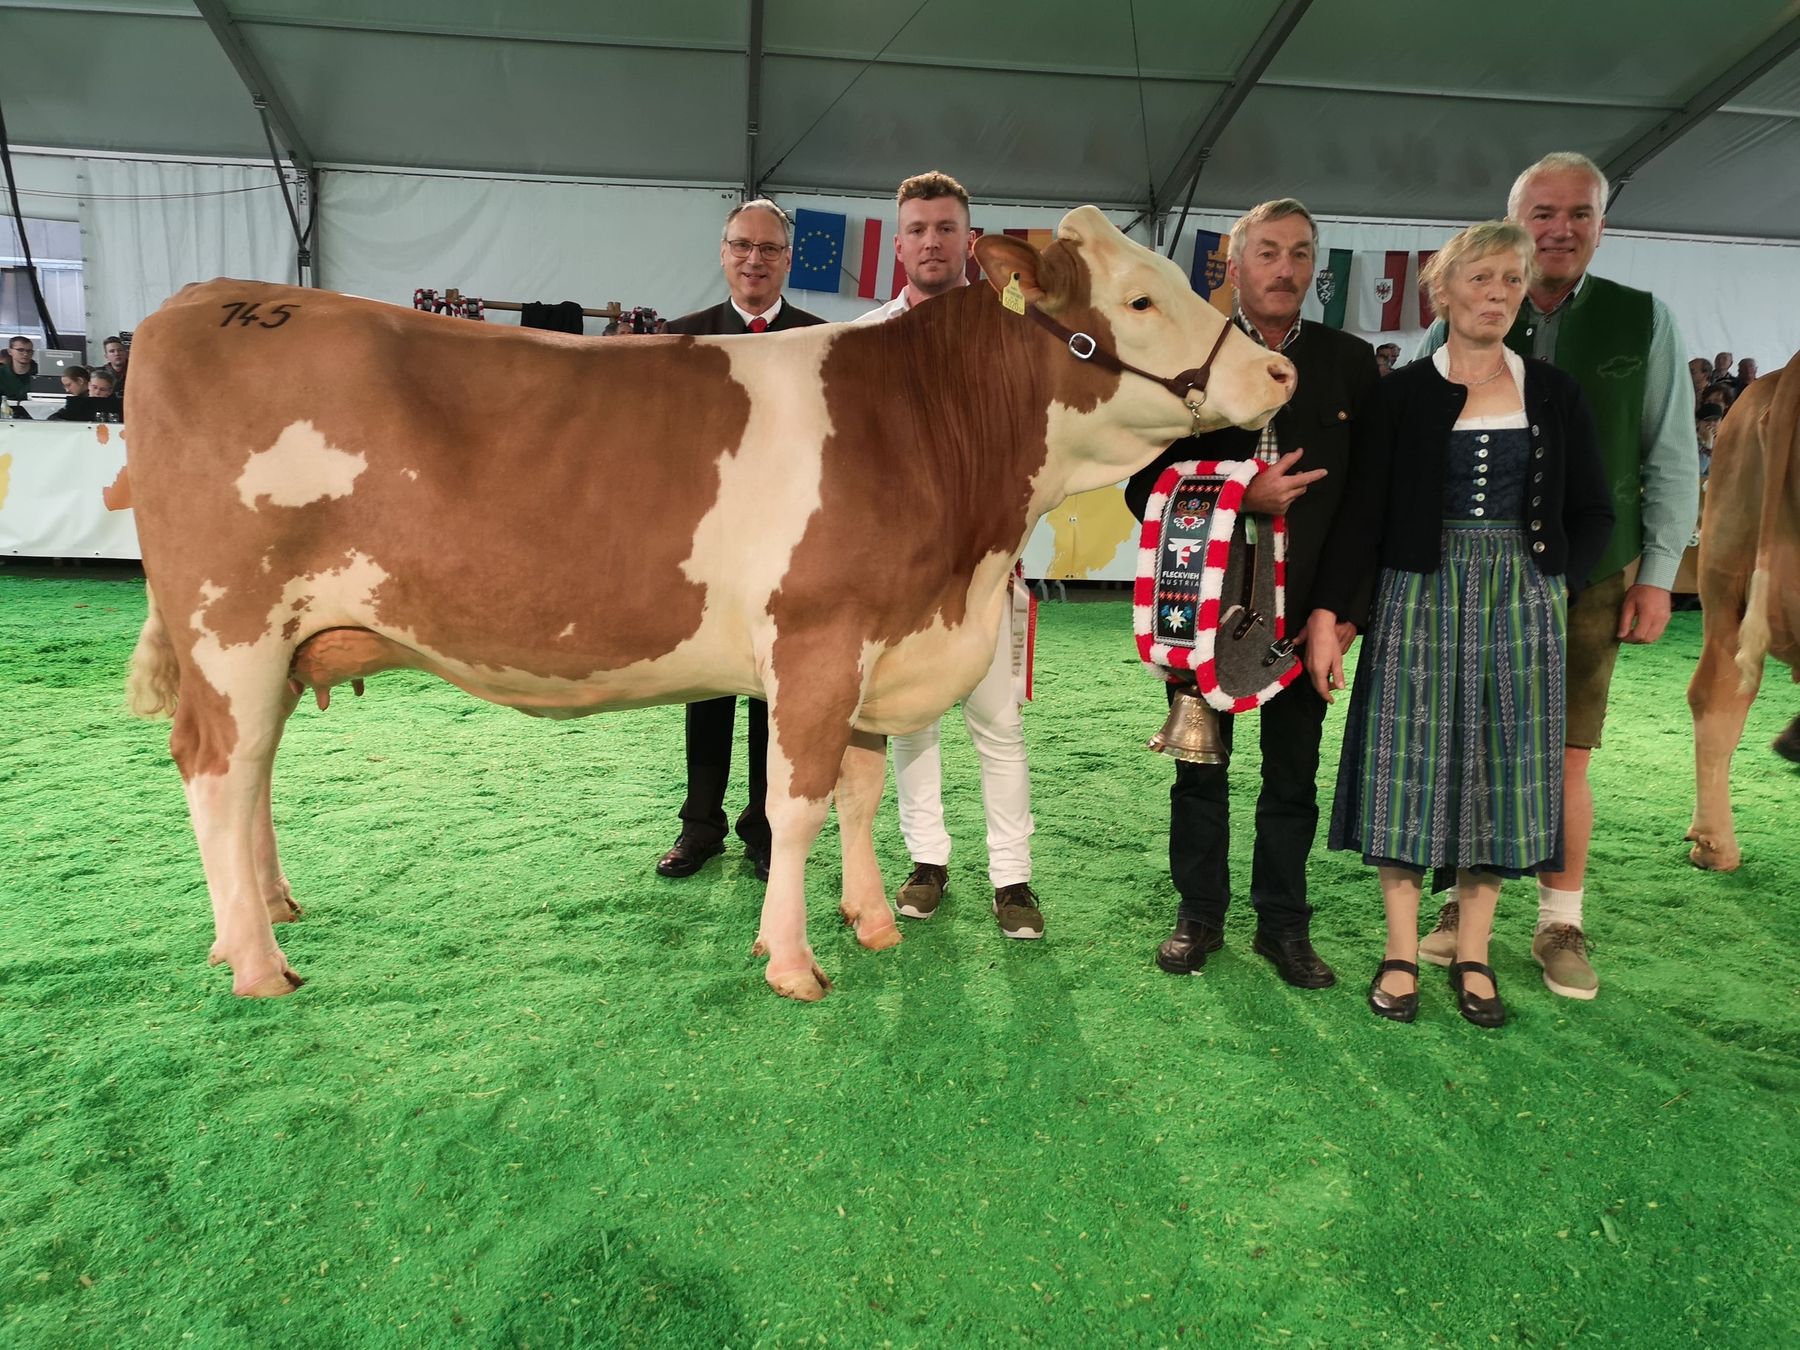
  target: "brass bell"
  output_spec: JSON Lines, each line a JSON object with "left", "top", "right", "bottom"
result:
{"left": 1147, "top": 684, "right": 1227, "bottom": 764}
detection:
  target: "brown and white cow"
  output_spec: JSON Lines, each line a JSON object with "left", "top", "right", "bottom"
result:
{"left": 1686, "top": 347, "right": 1800, "bottom": 870}
{"left": 121, "top": 206, "right": 1295, "bottom": 1000}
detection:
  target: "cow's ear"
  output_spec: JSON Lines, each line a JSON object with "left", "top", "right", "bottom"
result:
{"left": 974, "top": 235, "right": 1047, "bottom": 307}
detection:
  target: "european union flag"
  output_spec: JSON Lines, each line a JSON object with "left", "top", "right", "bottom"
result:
{"left": 791, "top": 209, "right": 847, "bottom": 292}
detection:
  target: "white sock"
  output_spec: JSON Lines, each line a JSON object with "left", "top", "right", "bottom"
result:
{"left": 1537, "top": 884, "right": 1583, "bottom": 934}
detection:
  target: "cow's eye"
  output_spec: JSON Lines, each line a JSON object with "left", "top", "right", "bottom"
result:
{"left": 1129, "top": 296, "right": 1153, "bottom": 312}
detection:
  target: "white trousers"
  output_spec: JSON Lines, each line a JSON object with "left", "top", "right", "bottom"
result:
{"left": 891, "top": 615, "right": 1034, "bottom": 887}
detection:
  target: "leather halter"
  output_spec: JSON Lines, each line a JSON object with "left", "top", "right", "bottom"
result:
{"left": 1027, "top": 305, "right": 1233, "bottom": 435}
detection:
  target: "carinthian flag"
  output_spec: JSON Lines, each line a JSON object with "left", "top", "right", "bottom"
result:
{"left": 1311, "top": 248, "right": 1352, "bottom": 329}
{"left": 1352, "top": 251, "right": 1408, "bottom": 331}
{"left": 791, "top": 209, "right": 847, "bottom": 293}
{"left": 1416, "top": 249, "right": 1439, "bottom": 327}
{"left": 1188, "top": 229, "right": 1233, "bottom": 317}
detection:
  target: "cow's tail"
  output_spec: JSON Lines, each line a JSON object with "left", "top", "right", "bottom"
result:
{"left": 1735, "top": 354, "right": 1799, "bottom": 691}
{"left": 126, "top": 583, "right": 180, "bottom": 719}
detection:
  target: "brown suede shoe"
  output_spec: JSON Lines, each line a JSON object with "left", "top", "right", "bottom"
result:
{"left": 896, "top": 862, "right": 948, "bottom": 919}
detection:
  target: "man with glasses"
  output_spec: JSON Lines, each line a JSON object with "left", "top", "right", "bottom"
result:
{"left": 3, "top": 336, "right": 38, "bottom": 416}
{"left": 655, "top": 198, "right": 824, "bottom": 884}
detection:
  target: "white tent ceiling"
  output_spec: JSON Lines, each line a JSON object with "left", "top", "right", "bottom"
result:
{"left": 4, "top": 0, "right": 1800, "bottom": 238}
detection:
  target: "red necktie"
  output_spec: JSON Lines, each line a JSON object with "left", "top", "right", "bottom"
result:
{"left": 749, "top": 316, "right": 768, "bottom": 333}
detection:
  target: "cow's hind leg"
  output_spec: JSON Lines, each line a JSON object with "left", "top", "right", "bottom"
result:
{"left": 255, "top": 768, "right": 302, "bottom": 923}
{"left": 835, "top": 730, "right": 901, "bottom": 950}
{"left": 176, "top": 662, "right": 307, "bottom": 995}
{"left": 1686, "top": 624, "right": 1759, "bottom": 871}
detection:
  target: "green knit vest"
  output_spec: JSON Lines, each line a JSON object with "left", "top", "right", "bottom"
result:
{"left": 1505, "top": 275, "right": 1651, "bottom": 583}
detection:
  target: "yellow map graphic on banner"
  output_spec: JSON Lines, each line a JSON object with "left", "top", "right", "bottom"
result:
{"left": 1043, "top": 485, "right": 1139, "bottom": 579}
{"left": 0, "top": 452, "right": 11, "bottom": 511}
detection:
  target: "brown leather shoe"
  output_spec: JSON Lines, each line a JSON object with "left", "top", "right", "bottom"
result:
{"left": 1252, "top": 930, "right": 1336, "bottom": 989}
{"left": 1156, "top": 917, "right": 1224, "bottom": 975}
{"left": 655, "top": 834, "right": 724, "bottom": 878}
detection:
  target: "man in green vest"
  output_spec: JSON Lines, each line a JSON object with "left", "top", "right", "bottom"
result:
{"left": 1416, "top": 151, "right": 1698, "bottom": 1001}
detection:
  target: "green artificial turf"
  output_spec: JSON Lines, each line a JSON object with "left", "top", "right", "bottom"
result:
{"left": 2, "top": 572, "right": 1796, "bottom": 1347}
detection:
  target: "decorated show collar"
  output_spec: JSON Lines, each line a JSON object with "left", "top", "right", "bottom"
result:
{"left": 1133, "top": 459, "right": 1301, "bottom": 713}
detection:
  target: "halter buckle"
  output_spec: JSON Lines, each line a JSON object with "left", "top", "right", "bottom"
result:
{"left": 1067, "top": 332, "right": 1097, "bottom": 360}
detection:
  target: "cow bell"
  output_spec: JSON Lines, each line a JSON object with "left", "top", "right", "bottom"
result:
{"left": 1147, "top": 685, "right": 1227, "bottom": 764}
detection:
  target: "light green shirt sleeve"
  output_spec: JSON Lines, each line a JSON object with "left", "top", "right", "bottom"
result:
{"left": 1415, "top": 319, "right": 1447, "bottom": 361}
{"left": 1634, "top": 297, "right": 1699, "bottom": 591}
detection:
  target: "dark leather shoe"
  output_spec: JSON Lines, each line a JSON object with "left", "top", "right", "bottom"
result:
{"left": 744, "top": 846, "right": 771, "bottom": 883}
{"left": 1450, "top": 960, "right": 1506, "bottom": 1027}
{"left": 1368, "top": 958, "right": 1419, "bottom": 1022}
{"left": 1155, "top": 917, "right": 1224, "bottom": 975}
{"left": 1252, "top": 930, "right": 1337, "bottom": 989}
{"left": 655, "top": 835, "right": 723, "bottom": 878}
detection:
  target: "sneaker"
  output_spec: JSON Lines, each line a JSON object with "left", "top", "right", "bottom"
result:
{"left": 993, "top": 883, "right": 1045, "bottom": 940}
{"left": 1418, "top": 900, "right": 1460, "bottom": 967}
{"left": 1532, "top": 924, "right": 1599, "bottom": 1000}
{"left": 895, "top": 863, "right": 948, "bottom": 920}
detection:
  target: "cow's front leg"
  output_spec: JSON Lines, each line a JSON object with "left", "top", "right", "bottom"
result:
{"left": 754, "top": 781, "right": 834, "bottom": 1001}
{"left": 178, "top": 673, "right": 306, "bottom": 996}
{"left": 835, "top": 730, "right": 901, "bottom": 950}
{"left": 1686, "top": 621, "right": 1759, "bottom": 871}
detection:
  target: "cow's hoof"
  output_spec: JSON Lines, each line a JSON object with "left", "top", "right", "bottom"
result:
{"left": 236, "top": 966, "right": 306, "bottom": 997}
{"left": 764, "top": 958, "right": 832, "bottom": 1002}
{"left": 267, "top": 891, "right": 303, "bottom": 923}
{"left": 842, "top": 907, "right": 902, "bottom": 950}
{"left": 1689, "top": 841, "right": 1741, "bottom": 871}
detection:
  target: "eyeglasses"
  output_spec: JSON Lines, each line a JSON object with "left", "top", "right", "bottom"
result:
{"left": 725, "top": 239, "right": 789, "bottom": 261}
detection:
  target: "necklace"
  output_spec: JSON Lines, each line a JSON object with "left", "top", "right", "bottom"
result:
{"left": 1451, "top": 359, "right": 1508, "bottom": 387}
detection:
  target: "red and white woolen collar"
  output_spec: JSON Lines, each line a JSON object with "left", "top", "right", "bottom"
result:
{"left": 1132, "top": 458, "right": 1301, "bottom": 714}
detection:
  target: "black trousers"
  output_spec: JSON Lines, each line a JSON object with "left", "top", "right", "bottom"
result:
{"left": 1167, "top": 678, "right": 1328, "bottom": 935}
{"left": 677, "top": 695, "right": 770, "bottom": 854}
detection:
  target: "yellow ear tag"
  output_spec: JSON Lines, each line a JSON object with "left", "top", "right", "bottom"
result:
{"left": 1002, "top": 274, "right": 1027, "bottom": 315}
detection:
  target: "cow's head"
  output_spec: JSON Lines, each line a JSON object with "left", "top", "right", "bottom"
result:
{"left": 975, "top": 206, "right": 1295, "bottom": 493}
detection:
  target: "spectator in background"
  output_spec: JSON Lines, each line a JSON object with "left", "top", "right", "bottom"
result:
{"left": 1711, "top": 351, "right": 1733, "bottom": 382}
{"left": 1688, "top": 357, "right": 1711, "bottom": 400}
{"left": 87, "top": 369, "right": 122, "bottom": 422}
{"left": 48, "top": 366, "right": 98, "bottom": 422}
{"left": 1376, "top": 342, "right": 1401, "bottom": 376}
{"left": 1733, "top": 357, "right": 1757, "bottom": 391}
{"left": 3, "top": 335, "right": 38, "bottom": 417}
{"left": 1696, "top": 402, "right": 1723, "bottom": 480}
{"left": 102, "top": 336, "right": 129, "bottom": 396}
{"left": 1704, "top": 379, "right": 1736, "bottom": 412}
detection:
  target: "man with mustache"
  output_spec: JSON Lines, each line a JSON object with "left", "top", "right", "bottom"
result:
{"left": 1126, "top": 198, "right": 1380, "bottom": 988}
{"left": 1416, "top": 152, "right": 1698, "bottom": 1000}
{"left": 653, "top": 199, "right": 824, "bottom": 885}
{"left": 855, "top": 170, "right": 1045, "bottom": 941}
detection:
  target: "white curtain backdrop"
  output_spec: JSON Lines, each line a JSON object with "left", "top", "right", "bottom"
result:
{"left": 318, "top": 171, "right": 739, "bottom": 324}
{"left": 78, "top": 159, "right": 297, "bottom": 356}
{"left": 37, "top": 151, "right": 1800, "bottom": 372}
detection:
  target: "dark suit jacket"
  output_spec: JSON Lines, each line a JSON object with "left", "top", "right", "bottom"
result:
{"left": 664, "top": 298, "right": 825, "bottom": 337}
{"left": 1310, "top": 356, "right": 1614, "bottom": 625}
{"left": 1125, "top": 322, "right": 1379, "bottom": 618}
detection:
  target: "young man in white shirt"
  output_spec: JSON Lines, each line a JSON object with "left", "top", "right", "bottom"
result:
{"left": 856, "top": 171, "right": 1043, "bottom": 940}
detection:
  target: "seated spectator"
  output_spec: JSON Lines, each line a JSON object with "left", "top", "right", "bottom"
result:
{"left": 1703, "top": 380, "right": 1736, "bottom": 412}
{"left": 1688, "top": 357, "right": 1711, "bottom": 399}
{"left": 101, "top": 335, "right": 129, "bottom": 396}
{"left": 3, "top": 335, "right": 38, "bottom": 417}
{"left": 48, "top": 368, "right": 103, "bottom": 422}
{"left": 60, "top": 366, "right": 90, "bottom": 397}
{"left": 87, "top": 370, "right": 122, "bottom": 421}
{"left": 1376, "top": 342, "right": 1401, "bottom": 376}
{"left": 1696, "top": 402, "right": 1723, "bottom": 481}
{"left": 1733, "top": 357, "right": 1757, "bottom": 391}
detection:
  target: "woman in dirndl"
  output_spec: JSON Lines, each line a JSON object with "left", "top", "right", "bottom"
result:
{"left": 1302, "top": 220, "right": 1613, "bottom": 1028}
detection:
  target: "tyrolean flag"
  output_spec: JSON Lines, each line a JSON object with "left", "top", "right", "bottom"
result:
{"left": 1352, "top": 251, "right": 1408, "bottom": 331}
